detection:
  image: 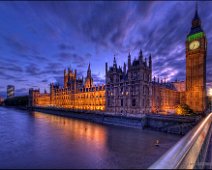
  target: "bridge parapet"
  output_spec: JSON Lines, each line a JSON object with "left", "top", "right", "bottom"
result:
{"left": 149, "top": 113, "right": 212, "bottom": 169}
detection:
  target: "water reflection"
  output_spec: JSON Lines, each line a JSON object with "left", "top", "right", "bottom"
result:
{"left": 32, "top": 111, "right": 107, "bottom": 147}
{"left": 0, "top": 108, "right": 181, "bottom": 169}
{"left": 30, "top": 111, "right": 109, "bottom": 168}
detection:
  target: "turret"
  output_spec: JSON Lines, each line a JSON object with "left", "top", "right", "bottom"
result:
{"left": 67, "top": 67, "right": 71, "bottom": 87}
{"left": 113, "top": 56, "right": 117, "bottom": 69}
{"left": 64, "top": 68, "right": 68, "bottom": 88}
{"left": 84, "top": 63, "right": 93, "bottom": 88}
{"left": 105, "top": 62, "right": 108, "bottom": 75}
{"left": 87, "top": 63, "right": 91, "bottom": 78}
{"left": 128, "top": 53, "right": 131, "bottom": 69}
{"left": 50, "top": 83, "right": 55, "bottom": 105}
{"left": 139, "top": 49, "right": 143, "bottom": 64}
{"left": 149, "top": 54, "right": 152, "bottom": 69}
{"left": 123, "top": 62, "right": 126, "bottom": 75}
{"left": 153, "top": 76, "right": 156, "bottom": 82}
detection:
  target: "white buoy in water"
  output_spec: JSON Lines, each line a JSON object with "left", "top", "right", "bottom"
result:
{"left": 155, "top": 140, "right": 160, "bottom": 146}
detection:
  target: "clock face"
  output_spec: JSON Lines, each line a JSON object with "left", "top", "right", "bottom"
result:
{"left": 189, "top": 40, "right": 200, "bottom": 50}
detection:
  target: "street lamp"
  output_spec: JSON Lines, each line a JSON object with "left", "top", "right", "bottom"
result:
{"left": 209, "top": 88, "right": 212, "bottom": 112}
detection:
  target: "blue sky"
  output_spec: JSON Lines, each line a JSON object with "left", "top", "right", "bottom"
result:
{"left": 0, "top": 1, "right": 212, "bottom": 98}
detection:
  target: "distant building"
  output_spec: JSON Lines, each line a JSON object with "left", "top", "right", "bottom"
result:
{"left": 7, "top": 85, "right": 15, "bottom": 98}
{"left": 0, "top": 97, "right": 4, "bottom": 105}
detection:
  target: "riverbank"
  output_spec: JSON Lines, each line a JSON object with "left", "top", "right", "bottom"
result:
{"left": 28, "top": 106, "right": 201, "bottom": 135}
{"left": 30, "top": 106, "right": 146, "bottom": 129}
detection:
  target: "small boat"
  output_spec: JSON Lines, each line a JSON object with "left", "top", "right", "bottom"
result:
{"left": 155, "top": 140, "right": 160, "bottom": 146}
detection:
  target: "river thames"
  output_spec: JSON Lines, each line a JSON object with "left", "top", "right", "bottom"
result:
{"left": 0, "top": 107, "right": 181, "bottom": 169}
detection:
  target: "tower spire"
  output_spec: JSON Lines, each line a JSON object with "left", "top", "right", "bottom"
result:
{"left": 194, "top": 1, "right": 199, "bottom": 20}
{"left": 128, "top": 52, "right": 131, "bottom": 69}
{"left": 85, "top": 62, "right": 93, "bottom": 88}
{"left": 139, "top": 49, "right": 143, "bottom": 63}
{"left": 113, "top": 55, "right": 117, "bottom": 69}
{"left": 149, "top": 54, "right": 152, "bottom": 69}
{"left": 188, "top": 1, "right": 203, "bottom": 36}
{"left": 87, "top": 62, "right": 91, "bottom": 77}
{"left": 113, "top": 55, "right": 117, "bottom": 65}
{"left": 196, "top": 1, "right": 198, "bottom": 12}
{"left": 88, "top": 62, "right": 91, "bottom": 71}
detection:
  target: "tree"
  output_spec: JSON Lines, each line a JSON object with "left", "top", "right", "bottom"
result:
{"left": 176, "top": 104, "right": 194, "bottom": 115}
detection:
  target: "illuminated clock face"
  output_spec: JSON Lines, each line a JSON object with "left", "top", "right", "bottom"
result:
{"left": 189, "top": 40, "right": 200, "bottom": 50}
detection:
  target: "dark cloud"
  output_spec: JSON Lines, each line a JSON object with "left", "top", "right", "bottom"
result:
{"left": 3, "top": 35, "right": 29, "bottom": 53}
{"left": 25, "top": 63, "right": 41, "bottom": 76}
{"left": 53, "top": 76, "right": 63, "bottom": 86}
{"left": 92, "top": 73, "right": 105, "bottom": 85}
{"left": 58, "top": 52, "right": 90, "bottom": 67}
{"left": 33, "top": 55, "right": 50, "bottom": 62}
{"left": 15, "top": 88, "right": 28, "bottom": 96}
{"left": 0, "top": 63, "right": 23, "bottom": 72}
{"left": 44, "top": 62, "right": 64, "bottom": 72}
{"left": 41, "top": 79, "right": 48, "bottom": 83}
{"left": 85, "top": 52, "right": 92, "bottom": 58}
{"left": 0, "top": 72, "right": 17, "bottom": 80}
{"left": 16, "top": 79, "right": 27, "bottom": 82}
{"left": 80, "top": 2, "right": 135, "bottom": 49}
{"left": 58, "top": 43, "right": 75, "bottom": 51}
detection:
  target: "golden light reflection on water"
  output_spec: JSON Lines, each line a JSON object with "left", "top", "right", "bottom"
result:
{"left": 0, "top": 107, "right": 182, "bottom": 169}
{"left": 32, "top": 111, "right": 107, "bottom": 150}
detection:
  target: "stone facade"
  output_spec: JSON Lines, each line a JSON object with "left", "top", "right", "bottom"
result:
{"left": 29, "top": 89, "right": 50, "bottom": 107}
{"left": 151, "top": 81, "right": 181, "bottom": 113}
{"left": 29, "top": 64, "right": 105, "bottom": 111}
{"left": 105, "top": 51, "right": 152, "bottom": 114}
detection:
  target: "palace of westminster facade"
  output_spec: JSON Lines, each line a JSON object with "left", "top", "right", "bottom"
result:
{"left": 29, "top": 6, "right": 207, "bottom": 114}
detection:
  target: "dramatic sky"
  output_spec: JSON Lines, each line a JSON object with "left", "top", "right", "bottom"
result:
{"left": 0, "top": 1, "right": 212, "bottom": 98}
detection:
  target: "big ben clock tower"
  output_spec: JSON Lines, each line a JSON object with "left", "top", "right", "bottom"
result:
{"left": 186, "top": 4, "right": 207, "bottom": 113}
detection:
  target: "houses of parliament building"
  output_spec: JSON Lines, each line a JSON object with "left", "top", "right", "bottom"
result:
{"left": 29, "top": 6, "right": 207, "bottom": 114}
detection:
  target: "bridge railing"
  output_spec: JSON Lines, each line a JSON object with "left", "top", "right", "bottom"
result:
{"left": 149, "top": 113, "right": 212, "bottom": 169}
